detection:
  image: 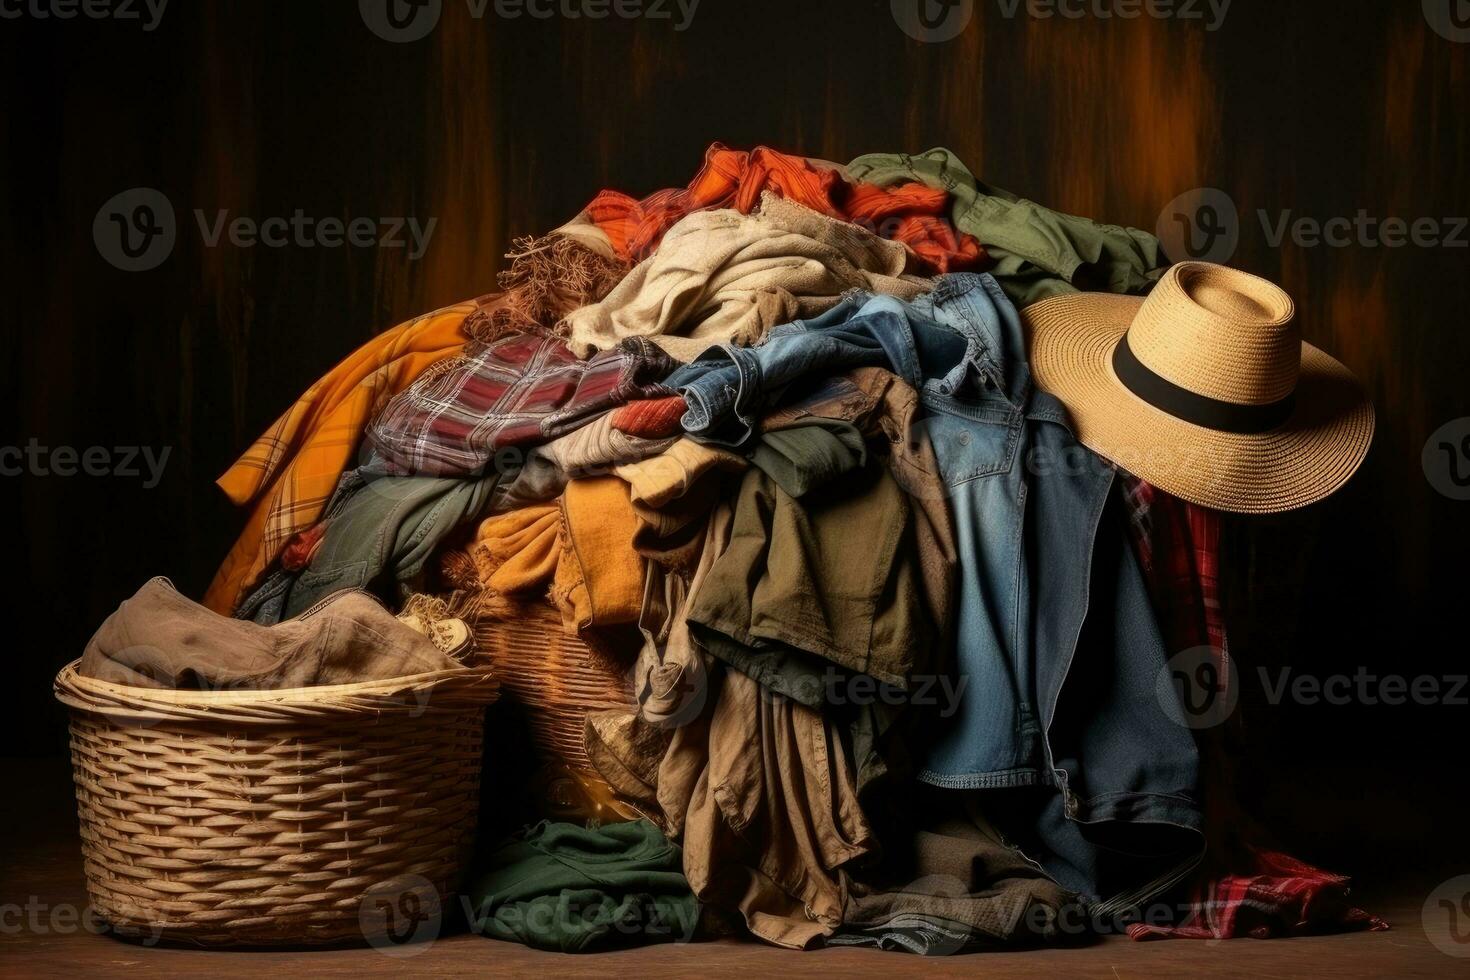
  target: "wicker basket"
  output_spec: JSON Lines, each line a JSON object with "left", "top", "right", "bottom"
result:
{"left": 470, "top": 601, "right": 645, "bottom": 822}
{"left": 53, "top": 660, "right": 499, "bottom": 947}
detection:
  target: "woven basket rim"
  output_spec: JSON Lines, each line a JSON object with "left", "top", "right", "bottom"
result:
{"left": 54, "top": 659, "right": 499, "bottom": 725}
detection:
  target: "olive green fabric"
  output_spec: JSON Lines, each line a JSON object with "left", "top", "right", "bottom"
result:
{"left": 465, "top": 819, "right": 700, "bottom": 952}
{"left": 748, "top": 419, "right": 867, "bottom": 499}
{"left": 847, "top": 148, "right": 1168, "bottom": 308}
{"left": 686, "top": 459, "right": 929, "bottom": 701}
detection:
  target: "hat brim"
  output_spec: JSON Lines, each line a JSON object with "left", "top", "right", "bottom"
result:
{"left": 1025, "top": 292, "right": 1375, "bottom": 514}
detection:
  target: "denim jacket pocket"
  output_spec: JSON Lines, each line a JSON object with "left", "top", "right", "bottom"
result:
{"left": 918, "top": 392, "right": 1023, "bottom": 486}
{"left": 285, "top": 561, "right": 373, "bottom": 619}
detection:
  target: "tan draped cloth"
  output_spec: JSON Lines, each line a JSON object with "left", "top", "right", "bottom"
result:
{"left": 564, "top": 193, "right": 932, "bottom": 361}
{"left": 593, "top": 499, "right": 875, "bottom": 949}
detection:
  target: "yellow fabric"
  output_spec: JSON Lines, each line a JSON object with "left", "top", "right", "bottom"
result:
{"left": 204, "top": 300, "right": 476, "bottom": 613}
{"left": 613, "top": 438, "right": 748, "bottom": 509}
{"left": 457, "top": 477, "right": 644, "bottom": 638}
{"left": 553, "top": 476, "right": 645, "bottom": 634}
{"left": 470, "top": 505, "right": 562, "bottom": 596}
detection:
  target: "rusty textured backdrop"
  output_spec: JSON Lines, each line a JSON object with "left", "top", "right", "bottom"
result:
{"left": 2, "top": 0, "right": 1466, "bottom": 871}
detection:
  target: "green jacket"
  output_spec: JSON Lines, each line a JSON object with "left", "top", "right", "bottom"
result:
{"left": 847, "top": 148, "right": 1167, "bottom": 307}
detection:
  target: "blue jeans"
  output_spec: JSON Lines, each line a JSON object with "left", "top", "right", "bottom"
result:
{"left": 665, "top": 293, "right": 968, "bottom": 447}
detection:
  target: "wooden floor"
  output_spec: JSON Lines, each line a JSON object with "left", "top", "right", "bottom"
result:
{"left": 3, "top": 763, "right": 1464, "bottom": 978}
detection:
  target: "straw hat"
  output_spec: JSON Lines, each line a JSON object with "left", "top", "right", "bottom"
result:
{"left": 1024, "top": 262, "right": 1374, "bottom": 514}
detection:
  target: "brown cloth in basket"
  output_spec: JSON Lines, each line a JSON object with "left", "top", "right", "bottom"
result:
{"left": 80, "top": 577, "right": 462, "bottom": 690}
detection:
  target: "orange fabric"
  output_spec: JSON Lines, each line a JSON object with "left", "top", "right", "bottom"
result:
{"left": 457, "top": 478, "right": 644, "bottom": 638}
{"left": 470, "top": 505, "right": 562, "bottom": 596}
{"left": 553, "top": 476, "right": 646, "bottom": 634}
{"left": 204, "top": 300, "right": 478, "bottom": 613}
{"left": 585, "top": 144, "right": 843, "bottom": 263}
{"left": 843, "top": 182, "right": 988, "bottom": 274}
{"left": 582, "top": 142, "right": 988, "bottom": 275}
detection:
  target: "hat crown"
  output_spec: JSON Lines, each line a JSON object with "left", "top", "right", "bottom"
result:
{"left": 1125, "top": 263, "right": 1300, "bottom": 405}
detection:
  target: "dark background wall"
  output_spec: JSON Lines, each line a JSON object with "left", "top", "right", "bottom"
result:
{"left": 2, "top": 0, "right": 1466, "bottom": 874}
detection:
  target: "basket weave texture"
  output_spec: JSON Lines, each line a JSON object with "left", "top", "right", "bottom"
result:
{"left": 54, "top": 660, "right": 499, "bottom": 947}
{"left": 473, "top": 603, "right": 636, "bottom": 773}
{"left": 467, "top": 599, "right": 649, "bottom": 822}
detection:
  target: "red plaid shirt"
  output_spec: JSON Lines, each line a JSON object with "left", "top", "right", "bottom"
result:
{"left": 1128, "top": 847, "right": 1388, "bottom": 941}
{"left": 1119, "top": 474, "right": 1386, "bottom": 941}
{"left": 1120, "top": 473, "right": 1229, "bottom": 666}
{"left": 367, "top": 332, "right": 676, "bottom": 477}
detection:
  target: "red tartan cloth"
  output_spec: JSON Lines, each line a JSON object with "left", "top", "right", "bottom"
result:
{"left": 583, "top": 142, "right": 988, "bottom": 274}
{"left": 366, "top": 332, "right": 677, "bottom": 477}
{"left": 1120, "top": 473, "right": 1228, "bottom": 659}
{"left": 1127, "top": 847, "right": 1389, "bottom": 941}
{"left": 1119, "top": 474, "right": 1387, "bottom": 941}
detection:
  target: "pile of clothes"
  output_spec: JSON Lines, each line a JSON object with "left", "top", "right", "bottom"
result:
{"left": 160, "top": 143, "right": 1389, "bottom": 953}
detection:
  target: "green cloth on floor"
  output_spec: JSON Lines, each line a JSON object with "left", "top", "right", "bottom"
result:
{"left": 466, "top": 819, "right": 700, "bottom": 952}
{"left": 847, "top": 148, "right": 1168, "bottom": 308}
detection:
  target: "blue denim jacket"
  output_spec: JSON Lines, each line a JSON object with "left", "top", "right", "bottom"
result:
{"left": 669, "top": 274, "right": 1201, "bottom": 902}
